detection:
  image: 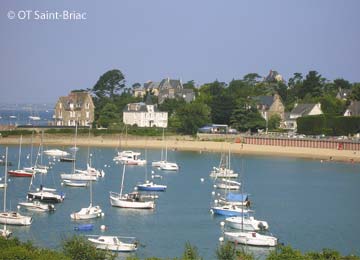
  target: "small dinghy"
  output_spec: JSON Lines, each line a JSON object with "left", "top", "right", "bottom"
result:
{"left": 74, "top": 224, "right": 94, "bottom": 231}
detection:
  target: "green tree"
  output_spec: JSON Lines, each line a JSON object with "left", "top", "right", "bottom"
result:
{"left": 158, "top": 98, "right": 186, "bottom": 117}
{"left": 268, "top": 114, "right": 282, "bottom": 130}
{"left": 334, "top": 78, "right": 351, "bottom": 90}
{"left": 298, "top": 71, "right": 324, "bottom": 99}
{"left": 92, "top": 69, "right": 126, "bottom": 99}
{"left": 350, "top": 83, "right": 360, "bottom": 101}
{"left": 62, "top": 236, "right": 116, "bottom": 260}
{"left": 98, "top": 103, "right": 120, "bottom": 128}
{"left": 243, "top": 73, "right": 261, "bottom": 86}
{"left": 215, "top": 241, "right": 236, "bottom": 260}
{"left": 230, "top": 98, "right": 266, "bottom": 132}
{"left": 181, "top": 242, "right": 202, "bottom": 260}
{"left": 175, "top": 102, "right": 211, "bottom": 134}
{"left": 320, "top": 95, "right": 346, "bottom": 115}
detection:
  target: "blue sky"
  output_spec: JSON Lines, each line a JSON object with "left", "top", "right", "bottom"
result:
{"left": 1, "top": 0, "right": 359, "bottom": 104}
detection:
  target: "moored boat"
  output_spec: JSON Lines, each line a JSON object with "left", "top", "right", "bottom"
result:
{"left": 225, "top": 216, "right": 269, "bottom": 231}
{"left": 87, "top": 235, "right": 138, "bottom": 252}
{"left": 223, "top": 231, "right": 277, "bottom": 247}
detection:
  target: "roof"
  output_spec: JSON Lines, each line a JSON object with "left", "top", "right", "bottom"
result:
{"left": 57, "top": 91, "right": 93, "bottom": 110}
{"left": 255, "top": 96, "right": 275, "bottom": 107}
{"left": 158, "top": 78, "right": 183, "bottom": 90}
{"left": 291, "top": 103, "right": 317, "bottom": 116}
{"left": 337, "top": 89, "right": 351, "bottom": 99}
{"left": 123, "top": 102, "right": 159, "bottom": 112}
{"left": 144, "top": 81, "right": 160, "bottom": 90}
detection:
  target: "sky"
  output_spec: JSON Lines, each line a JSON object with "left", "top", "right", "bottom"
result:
{"left": 1, "top": 0, "right": 360, "bottom": 104}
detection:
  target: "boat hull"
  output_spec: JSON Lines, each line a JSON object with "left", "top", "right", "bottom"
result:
{"left": 224, "top": 231, "right": 277, "bottom": 247}
{"left": 27, "top": 191, "right": 65, "bottom": 203}
{"left": 110, "top": 195, "right": 155, "bottom": 209}
{"left": 0, "top": 212, "right": 32, "bottom": 226}
{"left": 225, "top": 217, "right": 269, "bottom": 231}
{"left": 61, "top": 173, "right": 97, "bottom": 181}
{"left": 8, "top": 170, "right": 34, "bottom": 177}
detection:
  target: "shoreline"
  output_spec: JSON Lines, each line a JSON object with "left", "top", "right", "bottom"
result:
{"left": 1, "top": 135, "right": 360, "bottom": 163}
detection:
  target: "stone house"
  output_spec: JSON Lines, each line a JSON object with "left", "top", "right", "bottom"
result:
{"left": 255, "top": 94, "right": 285, "bottom": 122}
{"left": 123, "top": 96, "right": 168, "bottom": 128}
{"left": 53, "top": 91, "right": 94, "bottom": 127}
{"left": 157, "top": 78, "right": 195, "bottom": 104}
{"left": 344, "top": 101, "right": 360, "bottom": 116}
{"left": 283, "top": 103, "right": 323, "bottom": 130}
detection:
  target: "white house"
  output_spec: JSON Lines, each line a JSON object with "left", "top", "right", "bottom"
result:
{"left": 283, "top": 103, "right": 323, "bottom": 130}
{"left": 123, "top": 96, "right": 168, "bottom": 128}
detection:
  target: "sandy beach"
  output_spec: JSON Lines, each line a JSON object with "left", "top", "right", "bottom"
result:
{"left": 1, "top": 134, "right": 359, "bottom": 163}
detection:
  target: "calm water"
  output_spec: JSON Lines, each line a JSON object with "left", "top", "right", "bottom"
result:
{"left": 0, "top": 144, "right": 359, "bottom": 259}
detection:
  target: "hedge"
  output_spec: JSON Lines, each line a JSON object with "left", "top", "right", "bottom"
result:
{"left": 297, "top": 115, "right": 360, "bottom": 136}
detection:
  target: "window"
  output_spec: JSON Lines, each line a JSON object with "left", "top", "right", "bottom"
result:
{"left": 86, "top": 111, "right": 90, "bottom": 119}
{"left": 86, "top": 103, "right": 90, "bottom": 109}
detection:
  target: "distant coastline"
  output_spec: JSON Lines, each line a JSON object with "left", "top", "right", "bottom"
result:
{"left": 1, "top": 134, "right": 359, "bottom": 163}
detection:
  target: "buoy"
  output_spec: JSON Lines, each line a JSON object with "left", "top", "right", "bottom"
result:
{"left": 214, "top": 199, "right": 218, "bottom": 204}
{"left": 211, "top": 191, "right": 215, "bottom": 196}
{"left": 17, "top": 205, "right": 20, "bottom": 210}
{"left": 219, "top": 237, "right": 224, "bottom": 242}
{"left": 213, "top": 184, "right": 217, "bottom": 188}
{"left": 220, "top": 221, "right": 225, "bottom": 227}
{"left": 320, "top": 160, "right": 323, "bottom": 163}
{"left": 101, "top": 212, "right": 105, "bottom": 217}
{"left": 61, "top": 182, "right": 64, "bottom": 186}
{"left": 100, "top": 225, "right": 106, "bottom": 231}
{"left": 134, "top": 187, "right": 138, "bottom": 191}
{"left": 210, "top": 209, "right": 214, "bottom": 214}
{"left": 151, "top": 170, "right": 155, "bottom": 174}
{"left": 200, "top": 178, "right": 204, "bottom": 182}
{"left": 115, "top": 161, "right": 119, "bottom": 164}
{"left": 104, "top": 164, "right": 107, "bottom": 167}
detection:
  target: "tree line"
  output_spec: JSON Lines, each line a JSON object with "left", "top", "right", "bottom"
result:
{"left": 84, "top": 69, "right": 360, "bottom": 135}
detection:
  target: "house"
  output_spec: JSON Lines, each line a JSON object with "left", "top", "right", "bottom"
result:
{"left": 255, "top": 94, "right": 285, "bottom": 122}
{"left": 336, "top": 88, "right": 351, "bottom": 100}
{"left": 264, "top": 70, "right": 284, "bottom": 83}
{"left": 123, "top": 95, "right": 168, "bottom": 127}
{"left": 144, "top": 81, "right": 160, "bottom": 96}
{"left": 53, "top": 91, "right": 94, "bottom": 127}
{"left": 157, "top": 78, "right": 195, "bottom": 104}
{"left": 283, "top": 103, "right": 323, "bottom": 130}
{"left": 344, "top": 101, "right": 360, "bottom": 116}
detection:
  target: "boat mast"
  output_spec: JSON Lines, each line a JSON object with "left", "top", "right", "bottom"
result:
{"left": 161, "top": 128, "right": 164, "bottom": 161}
{"left": 87, "top": 128, "right": 91, "bottom": 166}
{"left": 17, "top": 135, "right": 23, "bottom": 170}
{"left": 119, "top": 164, "right": 126, "bottom": 197}
{"left": 4, "top": 147, "right": 8, "bottom": 212}
{"left": 89, "top": 179, "right": 93, "bottom": 207}
{"left": 30, "top": 131, "right": 34, "bottom": 167}
{"left": 72, "top": 120, "right": 78, "bottom": 174}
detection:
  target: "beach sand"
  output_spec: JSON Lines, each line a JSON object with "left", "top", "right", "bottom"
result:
{"left": 1, "top": 134, "right": 359, "bottom": 163}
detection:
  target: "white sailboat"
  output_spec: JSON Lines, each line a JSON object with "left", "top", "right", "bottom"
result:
{"left": 0, "top": 147, "right": 32, "bottom": 226}
{"left": 224, "top": 231, "right": 277, "bottom": 247}
{"left": 225, "top": 216, "right": 269, "bottom": 231}
{"left": 110, "top": 164, "right": 155, "bottom": 209}
{"left": 23, "top": 132, "right": 48, "bottom": 174}
{"left": 0, "top": 148, "right": 12, "bottom": 238}
{"left": 43, "top": 149, "right": 69, "bottom": 157}
{"left": 153, "top": 129, "right": 179, "bottom": 171}
{"left": 61, "top": 123, "right": 98, "bottom": 181}
{"left": 210, "top": 150, "right": 238, "bottom": 178}
{"left": 18, "top": 200, "right": 55, "bottom": 212}
{"left": 70, "top": 180, "right": 103, "bottom": 220}
{"left": 214, "top": 179, "right": 241, "bottom": 190}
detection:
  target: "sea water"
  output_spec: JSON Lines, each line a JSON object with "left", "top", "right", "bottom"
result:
{"left": 0, "top": 145, "right": 359, "bottom": 259}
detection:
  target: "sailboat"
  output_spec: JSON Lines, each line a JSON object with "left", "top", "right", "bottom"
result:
{"left": 153, "top": 128, "right": 179, "bottom": 171}
{"left": 23, "top": 132, "right": 48, "bottom": 174}
{"left": 110, "top": 164, "right": 155, "bottom": 209}
{"left": 137, "top": 151, "right": 167, "bottom": 192}
{"left": 210, "top": 149, "right": 238, "bottom": 178}
{"left": 8, "top": 135, "right": 35, "bottom": 177}
{"left": 0, "top": 147, "right": 32, "bottom": 226}
{"left": 0, "top": 148, "right": 12, "bottom": 238}
{"left": 61, "top": 123, "right": 97, "bottom": 181}
{"left": 70, "top": 179, "right": 103, "bottom": 220}
{"left": 87, "top": 235, "right": 138, "bottom": 252}
{"left": 223, "top": 159, "right": 277, "bottom": 247}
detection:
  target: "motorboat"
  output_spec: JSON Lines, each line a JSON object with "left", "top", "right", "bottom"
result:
{"left": 136, "top": 180, "right": 167, "bottom": 192}
{"left": 224, "top": 231, "right": 277, "bottom": 247}
{"left": 23, "top": 166, "right": 47, "bottom": 174}
{"left": 113, "top": 151, "right": 146, "bottom": 165}
{"left": 18, "top": 201, "right": 55, "bottom": 212}
{"left": 27, "top": 187, "right": 65, "bottom": 203}
{"left": 75, "top": 164, "right": 105, "bottom": 178}
{"left": 43, "top": 149, "right": 70, "bottom": 157}
{"left": 159, "top": 162, "right": 179, "bottom": 171}
{"left": 62, "top": 180, "right": 89, "bottom": 187}
{"left": 210, "top": 205, "right": 251, "bottom": 217}
{"left": 225, "top": 216, "right": 269, "bottom": 231}
{"left": 87, "top": 235, "right": 138, "bottom": 252}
